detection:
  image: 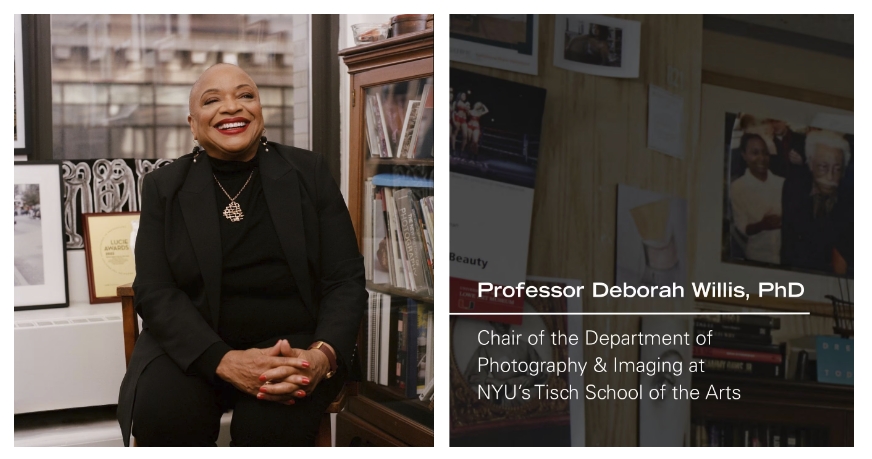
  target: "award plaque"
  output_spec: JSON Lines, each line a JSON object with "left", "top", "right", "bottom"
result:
{"left": 82, "top": 212, "right": 140, "bottom": 303}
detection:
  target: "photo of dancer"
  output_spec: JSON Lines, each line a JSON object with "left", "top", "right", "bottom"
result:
{"left": 449, "top": 69, "right": 546, "bottom": 188}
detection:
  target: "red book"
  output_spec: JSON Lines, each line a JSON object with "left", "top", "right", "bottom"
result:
{"left": 693, "top": 346, "right": 783, "bottom": 364}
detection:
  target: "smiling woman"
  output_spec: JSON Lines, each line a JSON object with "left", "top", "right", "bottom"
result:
{"left": 116, "top": 63, "right": 367, "bottom": 446}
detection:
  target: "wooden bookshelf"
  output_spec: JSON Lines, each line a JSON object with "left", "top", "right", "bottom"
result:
{"left": 338, "top": 29, "right": 434, "bottom": 447}
{"left": 691, "top": 373, "right": 853, "bottom": 446}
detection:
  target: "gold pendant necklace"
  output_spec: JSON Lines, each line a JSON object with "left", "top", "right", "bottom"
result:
{"left": 214, "top": 170, "right": 254, "bottom": 222}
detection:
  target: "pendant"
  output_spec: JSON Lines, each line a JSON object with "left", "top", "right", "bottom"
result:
{"left": 223, "top": 201, "right": 244, "bottom": 222}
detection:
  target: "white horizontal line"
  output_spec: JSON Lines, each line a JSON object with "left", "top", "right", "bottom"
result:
{"left": 449, "top": 312, "right": 810, "bottom": 316}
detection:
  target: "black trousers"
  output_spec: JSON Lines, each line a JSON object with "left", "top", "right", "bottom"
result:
{"left": 131, "top": 353, "right": 342, "bottom": 446}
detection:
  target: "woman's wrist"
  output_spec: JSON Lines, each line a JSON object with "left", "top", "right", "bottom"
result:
{"left": 308, "top": 341, "right": 338, "bottom": 375}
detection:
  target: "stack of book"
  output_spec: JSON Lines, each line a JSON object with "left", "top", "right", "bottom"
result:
{"left": 364, "top": 174, "right": 434, "bottom": 295}
{"left": 366, "top": 290, "right": 433, "bottom": 399}
{"left": 692, "top": 421, "right": 827, "bottom": 446}
{"left": 364, "top": 83, "right": 433, "bottom": 159}
{"left": 693, "top": 315, "right": 785, "bottom": 378}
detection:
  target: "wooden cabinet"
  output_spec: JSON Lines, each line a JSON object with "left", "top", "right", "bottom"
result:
{"left": 338, "top": 29, "right": 434, "bottom": 447}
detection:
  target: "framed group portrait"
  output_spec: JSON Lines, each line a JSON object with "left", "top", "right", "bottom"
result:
{"left": 696, "top": 84, "right": 853, "bottom": 301}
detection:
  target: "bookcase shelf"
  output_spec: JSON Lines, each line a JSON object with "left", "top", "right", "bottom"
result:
{"left": 691, "top": 373, "right": 853, "bottom": 446}
{"left": 366, "top": 158, "right": 434, "bottom": 167}
{"left": 338, "top": 29, "right": 434, "bottom": 447}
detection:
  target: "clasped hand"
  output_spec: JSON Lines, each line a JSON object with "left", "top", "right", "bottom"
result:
{"left": 216, "top": 340, "right": 331, "bottom": 405}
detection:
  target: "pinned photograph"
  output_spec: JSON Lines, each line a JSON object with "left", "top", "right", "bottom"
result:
{"left": 450, "top": 69, "right": 546, "bottom": 188}
{"left": 553, "top": 14, "right": 641, "bottom": 78}
{"left": 722, "top": 112, "right": 853, "bottom": 277}
{"left": 616, "top": 184, "right": 688, "bottom": 287}
{"left": 450, "top": 14, "right": 539, "bottom": 75}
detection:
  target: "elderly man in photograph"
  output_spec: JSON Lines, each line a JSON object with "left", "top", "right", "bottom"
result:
{"left": 780, "top": 130, "right": 853, "bottom": 275}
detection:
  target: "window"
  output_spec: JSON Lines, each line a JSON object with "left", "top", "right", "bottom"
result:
{"left": 50, "top": 14, "right": 309, "bottom": 159}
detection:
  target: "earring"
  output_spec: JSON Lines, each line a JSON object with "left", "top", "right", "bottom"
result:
{"left": 261, "top": 134, "right": 269, "bottom": 153}
{"left": 192, "top": 139, "right": 202, "bottom": 163}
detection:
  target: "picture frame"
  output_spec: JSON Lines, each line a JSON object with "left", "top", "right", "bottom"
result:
{"left": 450, "top": 278, "right": 584, "bottom": 446}
{"left": 14, "top": 14, "right": 30, "bottom": 154}
{"left": 552, "top": 14, "right": 641, "bottom": 78}
{"left": 14, "top": 162, "right": 69, "bottom": 311}
{"left": 82, "top": 211, "right": 141, "bottom": 303}
{"left": 450, "top": 14, "right": 539, "bottom": 75}
{"left": 696, "top": 84, "right": 853, "bottom": 303}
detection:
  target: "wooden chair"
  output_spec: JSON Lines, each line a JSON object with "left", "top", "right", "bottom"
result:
{"left": 117, "top": 284, "right": 349, "bottom": 446}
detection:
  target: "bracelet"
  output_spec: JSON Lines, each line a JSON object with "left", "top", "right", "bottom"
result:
{"left": 308, "top": 341, "right": 338, "bottom": 379}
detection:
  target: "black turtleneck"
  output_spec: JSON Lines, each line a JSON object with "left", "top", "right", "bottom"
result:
{"left": 190, "top": 150, "right": 312, "bottom": 382}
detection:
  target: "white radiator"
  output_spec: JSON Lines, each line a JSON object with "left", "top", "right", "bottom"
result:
{"left": 14, "top": 251, "right": 127, "bottom": 414}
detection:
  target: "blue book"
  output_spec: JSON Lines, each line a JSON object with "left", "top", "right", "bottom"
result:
{"left": 372, "top": 174, "right": 434, "bottom": 188}
{"left": 816, "top": 336, "right": 853, "bottom": 385}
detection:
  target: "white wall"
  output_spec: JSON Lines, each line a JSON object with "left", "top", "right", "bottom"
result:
{"left": 337, "top": 14, "right": 393, "bottom": 201}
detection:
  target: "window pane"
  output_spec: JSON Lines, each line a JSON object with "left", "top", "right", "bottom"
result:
{"left": 51, "top": 14, "right": 309, "bottom": 159}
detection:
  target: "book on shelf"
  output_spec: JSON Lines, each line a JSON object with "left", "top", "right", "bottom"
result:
{"left": 699, "top": 315, "right": 781, "bottom": 329}
{"left": 692, "top": 420, "right": 828, "bottom": 447}
{"left": 700, "top": 358, "right": 783, "bottom": 378}
{"left": 363, "top": 178, "right": 373, "bottom": 280}
{"left": 365, "top": 179, "right": 434, "bottom": 295}
{"left": 697, "top": 329, "right": 773, "bottom": 346}
{"left": 411, "top": 83, "right": 434, "bottom": 159}
{"left": 398, "top": 100, "right": 421, "bottom": 159}
{"left": 693, "top": 346, "right": 783, "bottom": 364}
{"left": 395, "top": 188, "right": 430, "bottom": 293}
{"left": 365, "top": 95, "right": 392, "bottom": 158}
{"left": 375, "top": 94, "right": 393, "bottom": 158}
{"left": 694, "top": 320, "right": 772, "bottom": 336}
{"left": 366, "top": 290, "right": 400, "bottom": 386}
{"left": 694, "top": 314, "right": 785, "bottom": 376}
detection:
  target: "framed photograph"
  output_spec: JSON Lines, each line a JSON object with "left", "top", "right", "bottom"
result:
{"left": 15, "top": 162, "right": 69, "bottom": 310}
{"left": 696, "top": 84, "right": 853, "bottom": 301}
{"left": 450, "top": 14, "right": 539, "bottom": 75}
{"left": 15, "top": 14, "right": 29, "bottom": 152}
{"left": 553, "top": 14, "right": 641, "bottom": 78}
{"left": 82, "top": 212, "right": 141, "bottom": 303}
{"left": 450, "top": 278, "right": 583, "bottom": 446}
{"left": 616, "top": 184, "right": 688, "bottom": 287}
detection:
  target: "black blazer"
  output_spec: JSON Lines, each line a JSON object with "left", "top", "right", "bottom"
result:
{"left": 117, "top": 143, "right": 367, "bottom": 445}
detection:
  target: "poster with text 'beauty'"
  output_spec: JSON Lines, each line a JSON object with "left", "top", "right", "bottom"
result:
{"left": 449, "top": 69, "right": 546, "bottom": 322}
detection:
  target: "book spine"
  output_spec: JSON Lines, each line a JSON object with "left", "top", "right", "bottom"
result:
{"left": 363, "top": 179, "right": 373, "bottom": 281}
{"left": 405, "top": 300, "right": 418, "bottom": 398}
{"left": 705, "top": 339, "right": 781, "bottom": 353}
{"left": 694, "top": 320, "right": 771, "bottom": 336}
{"left": 378, "top": 293, "right": 391, "bottom": 385}
{"left": 700, "top": 358, "right": 783, "bottom": 378}
{"left": 694, "top": 328, "right": 773, "bottom": 345}
{"left": 705, "top": 315, "right": 781, "bottom": 329}
{"left": 395, "top": 189, "right": 427, "bottom": 292}
{"left": 693, "top": 346, "right": 783, "bottom": 364}
{"left": 395, "top": 305, "right": 407, "bottom": 390}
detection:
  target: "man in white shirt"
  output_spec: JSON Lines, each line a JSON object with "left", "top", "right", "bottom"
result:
{"left": 730, "top": 133, "right": 785, "bottom": 264}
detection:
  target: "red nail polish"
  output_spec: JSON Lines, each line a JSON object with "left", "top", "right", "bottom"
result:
{"left": 302, "top": 377, "right": 310, "bottom": 385}
{"left": 259, "top": 375, "right": 266, "bottom": 381}
{"left": 297, "top": 390, "right": 305, "bottom": 397}
{"left": 301, "top": 361, "right": 309, "bottom": 368}
{"left": 257, "top": 393, "right": 264, "bottom": 399}
{"left": 259, "top": 387, "right": 268, "bottom": 393}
